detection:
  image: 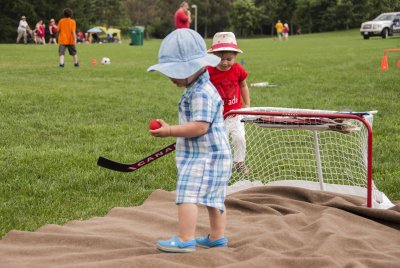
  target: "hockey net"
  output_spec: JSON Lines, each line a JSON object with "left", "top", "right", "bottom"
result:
{"left": 224, "top": 107, "right": 385, "bottom": 208}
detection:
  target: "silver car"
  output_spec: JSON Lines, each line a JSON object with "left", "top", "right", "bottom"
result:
{"left": 360, "top": 12, "right": 400, "bottom": 39}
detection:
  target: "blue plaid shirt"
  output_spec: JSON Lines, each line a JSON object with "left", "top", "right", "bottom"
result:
{"left": 175, "top": 71, "right": 232, "bottom": 211}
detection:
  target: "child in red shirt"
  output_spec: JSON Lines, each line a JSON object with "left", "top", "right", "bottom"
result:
{"left": 48, "top": 19, "right": 58, "bottom": 44}
{"left": 206, "top": 32, "right": 251, "bottom": 174}
{"left": 35, "top": 20, "right": 46, "bottom": 45}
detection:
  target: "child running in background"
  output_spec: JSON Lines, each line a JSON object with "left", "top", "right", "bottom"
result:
{"left": 57, "top": 8, "right": 79, "bottom": 67}
{"left": 147, "top": 29, "right": 233, "bottom": 253}
{"left": 206, "top": 32, "right": 251, "bottom": 174}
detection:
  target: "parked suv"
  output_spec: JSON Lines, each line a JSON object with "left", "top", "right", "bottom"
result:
{"left": 360, "top": 12, "right": 400, "bottom": 39}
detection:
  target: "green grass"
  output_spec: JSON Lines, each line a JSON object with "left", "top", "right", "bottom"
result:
{"left": 1, "top": 29, "right": 399, "bottom": 238}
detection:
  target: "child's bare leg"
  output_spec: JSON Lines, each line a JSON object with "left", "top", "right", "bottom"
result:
{"left": 59, "top": 55, "right": 64, "bottom": 65}
{"left": 207, "top": 205, "right": 226, "bottom": 240}
{"left": 178, "top": 203, "right": 198, "bottom": 241}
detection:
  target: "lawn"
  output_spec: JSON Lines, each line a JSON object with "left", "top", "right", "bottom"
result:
{"left": 0, "top": 29, "right": 399, "bottom": 238}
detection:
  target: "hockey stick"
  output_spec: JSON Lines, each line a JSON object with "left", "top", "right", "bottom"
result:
{"left": 97, "top": 143, "right": 176, "bottom": 172}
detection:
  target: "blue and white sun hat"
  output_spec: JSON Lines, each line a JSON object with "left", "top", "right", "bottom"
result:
{"left": 147, "top": 29, "right": 220, "bottom": 79}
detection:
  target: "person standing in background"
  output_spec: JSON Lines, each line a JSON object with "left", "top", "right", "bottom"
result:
{"left": 48, "top": 19, "right": 58, "bottom": 44}
{"left": 275, "top": 20, "right": 283, "bottom": 40}
{"left": 35, "top": 20, "right": 46, "bottom": 45}
{"left": 16, "top": 16, "right": 29, "bottom": 44}
{"left": 174, "top": 2, "right": 191, "bottom": 29}
{"left": 283, "top": 21, "right": 289, "bottom": 41}
{"left": 57, "top": 8, "right": 79, "bottom": 67}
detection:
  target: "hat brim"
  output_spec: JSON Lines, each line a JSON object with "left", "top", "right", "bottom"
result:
{"left": 147, "top": 53, "right": 220, "bottom": 79}
{"left": 208, "top": 47, "right": 243, "bottom": 53}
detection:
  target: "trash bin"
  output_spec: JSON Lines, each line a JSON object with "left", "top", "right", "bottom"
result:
{"left": 129, "top": 26, "right": 144, "bottom": 46}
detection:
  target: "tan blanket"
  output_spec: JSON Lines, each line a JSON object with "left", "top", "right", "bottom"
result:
{"left": 1, "top": 186, "right": 400, "bottom": 268}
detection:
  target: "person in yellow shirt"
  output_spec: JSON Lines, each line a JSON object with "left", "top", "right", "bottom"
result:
{"left": 275, "top": 20, "right": 283, "bottom": 41}
{"left": 57, "top": 8, "right": 79, "bottom": 67}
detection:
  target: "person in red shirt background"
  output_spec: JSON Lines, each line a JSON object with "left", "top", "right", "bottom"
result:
{"left": 174, "top": 2, "right": 191, "bottom": 29}
{"left": 48, "top": 19, "right": 58, "bottom": 44}
{"left": 206, "top": 32, "right": 251, "bottom": 174}
{"left": 34, "top": 20, "right": 46, "bottom": 45}
{"left": 76, "top": 30, "right": 85, "bottom": 43}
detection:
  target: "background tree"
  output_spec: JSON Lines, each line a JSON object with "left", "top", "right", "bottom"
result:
{"left": 335, "top": 0, "right": 354, "bottom": 30}
{"left": 351, "top": 0, "right": 373, "bottom": 25}
{"left": 147, "top": 0, "right": 177, "bottom": 37}
{"left": 230, "top": 0, "right": 263, "bottom": 36}
{"left": 125, "top": 0, "right": 157, "bottom": 38}
{"left": 1, "top": 0, "right": 36, "bottom": 43}
{"left": 195, "top": 0, "right": 232, "bottom": 38}
{"left": 293, "top": 0, "right": 313, "bottom": 34}
{"left": 1, "top": 0, "right": 400, "bottom": 42}
{"left": 91, "top": 0, "right": 127, "bottom": 27}
{"left": 254, "top": 0, "right": 273, "bottom": 35}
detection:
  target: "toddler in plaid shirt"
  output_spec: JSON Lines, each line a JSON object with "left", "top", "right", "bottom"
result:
{"left": 148, "top": 29, "right": 233, "bottom": 253}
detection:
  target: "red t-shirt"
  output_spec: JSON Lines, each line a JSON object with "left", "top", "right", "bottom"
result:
{"left": 206, "top": 63, "right": 248, "bottom": 114}
{"left": 50, "top": 25, "right": 58, "bottom": 34}
{"left": 37, "top": 25, "right": 45, "bottom": 37}
{"left": 174, "top": 8, "right": 190, "bottom": 29}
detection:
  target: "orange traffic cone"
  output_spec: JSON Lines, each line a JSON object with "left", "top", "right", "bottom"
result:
{"left": 397, "top": 60, "right": 400, "bottom": 68}
{"left": 380, "top": 55, "right": 388, "bottom": 70}
{"left": 91, "top": 59, "right": 97, "bottom": 66}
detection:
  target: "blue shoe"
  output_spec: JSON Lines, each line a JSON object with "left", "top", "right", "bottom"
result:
{"left": 196, "top": 234, "right": 228, "bottom": 248}
{"left": 157, "top": 236, "right": 196, "bottom": 253}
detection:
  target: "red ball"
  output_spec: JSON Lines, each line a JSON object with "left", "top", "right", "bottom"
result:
{"left": 149, "top": 119, "right": 162, "bottom": 130}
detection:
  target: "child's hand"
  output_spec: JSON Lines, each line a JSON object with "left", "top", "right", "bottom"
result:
{"left": 149, "top": 119, "right": 171, "bottom": 138}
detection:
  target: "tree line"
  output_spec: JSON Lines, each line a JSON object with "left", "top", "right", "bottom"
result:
{"left": 2, "top": 0, "right": 400, "bottom": 43}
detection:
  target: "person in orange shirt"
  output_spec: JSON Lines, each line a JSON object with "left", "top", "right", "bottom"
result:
{"left": 57, "top": 8, "right": 79, "bottom": 67}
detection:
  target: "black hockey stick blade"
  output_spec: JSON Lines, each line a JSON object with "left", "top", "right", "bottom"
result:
{"left": 97, "top": 157, "right": 134, "bottom": 172}
{"left": 97, "top": 143, "right": 176, "bottom": 172}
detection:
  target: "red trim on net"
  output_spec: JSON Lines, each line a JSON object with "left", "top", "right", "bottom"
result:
{"left": 211, "top": 43, "right": 239, "bottom": 50}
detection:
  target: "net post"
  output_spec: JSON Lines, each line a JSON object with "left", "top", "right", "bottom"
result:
{"left": 312, "top": 130, "right": 325, "bottom": 191}
{"left": 366, "top": 122, "right": 373, "bottom": 208}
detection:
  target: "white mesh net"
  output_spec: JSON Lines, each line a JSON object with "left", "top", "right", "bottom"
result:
{"left": 225, "top": 107, "right": 389, "bottom": 208}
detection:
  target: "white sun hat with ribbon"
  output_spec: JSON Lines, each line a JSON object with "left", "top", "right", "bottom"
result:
{"left": 208, "top": 32, "right": 243, "bottom": 53}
